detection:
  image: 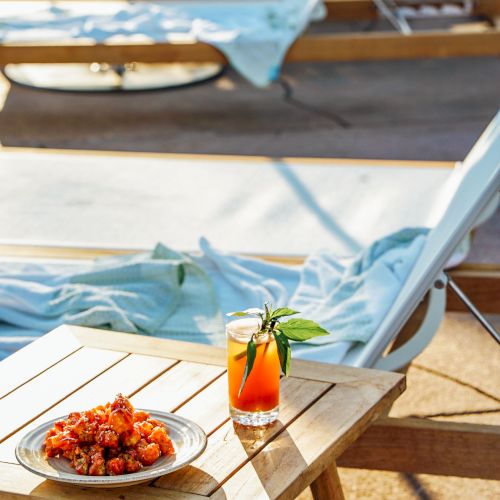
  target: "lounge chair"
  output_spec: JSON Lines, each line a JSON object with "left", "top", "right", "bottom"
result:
{"left": 0, "top": 0, "right": 498, "bottom": 81}
{"left": 0, "top": 112, "right": 498, "bottom": 369}
{"left": 0, "top": 113, "right": 498, "bottom": 493}
{"left": 348, "top": 111, "right": 500, "bottom": 369}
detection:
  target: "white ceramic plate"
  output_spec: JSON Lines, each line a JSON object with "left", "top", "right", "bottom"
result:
{"left": 15, "top": 410, "right": 207, "bottom": 488}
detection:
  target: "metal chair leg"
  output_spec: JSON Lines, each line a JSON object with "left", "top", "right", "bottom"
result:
{"left": 446, "top": 273, "right": 500, "bottom": 344}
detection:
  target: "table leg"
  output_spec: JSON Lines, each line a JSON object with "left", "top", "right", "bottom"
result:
{"left": 310, "top": 461, "right": 345, "bottom": 500}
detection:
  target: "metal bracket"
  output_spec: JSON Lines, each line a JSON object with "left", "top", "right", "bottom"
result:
{"left": 446, "top": 273, "right": 500, "bottom": 345}
{"left": 374, "top": 0, "right": 413, "bottom": 34}
{"left": 377, "top": 1, "right": 475, "bottom": 33}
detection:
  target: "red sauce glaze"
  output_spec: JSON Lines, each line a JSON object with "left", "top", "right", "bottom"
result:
{"left": 43, "top": 394, "right": 175, "bottom": 475}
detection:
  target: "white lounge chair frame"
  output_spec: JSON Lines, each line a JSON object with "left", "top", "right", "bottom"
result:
{"left": 350, "top": 112, "right": 500, "bottom": 370}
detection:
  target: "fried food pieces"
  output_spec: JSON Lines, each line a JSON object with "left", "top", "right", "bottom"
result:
{"left": 44, "top": 394, "right": 175, "bottom": 475}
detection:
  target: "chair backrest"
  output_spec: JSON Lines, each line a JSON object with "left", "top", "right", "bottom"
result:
{"left": 345, "top": 112, "right": 500, "bottom": 368}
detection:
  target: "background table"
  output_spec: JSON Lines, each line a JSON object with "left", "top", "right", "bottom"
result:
{"left": 0, "top": 325, "right": 405, "bottom": 499}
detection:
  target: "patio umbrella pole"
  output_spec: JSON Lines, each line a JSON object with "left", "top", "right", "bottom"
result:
{"left": 446, "top": 273, "right": 500, "bottom": 345}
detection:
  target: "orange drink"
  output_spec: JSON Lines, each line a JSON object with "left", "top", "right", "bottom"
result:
{"left": 227, "top": 318, "right": 280, "bottom": 426}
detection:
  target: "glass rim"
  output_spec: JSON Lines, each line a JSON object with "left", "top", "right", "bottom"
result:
{"left": 226, "top": 317, "right": 274, "bottom": 344}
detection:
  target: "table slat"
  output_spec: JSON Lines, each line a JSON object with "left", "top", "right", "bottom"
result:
{"left": 0, "top": 347, "right": 125, "bottom": 442}
{"left": 174, "top": 375, "right": 229, "bottom": 435}
{"left": 154, "top": 377, "right": 331, "bottom": 496}
{"left": 131, "top": 361, "right": 225, "bottom": 413}
{"left": 292, "top": 359, "right": 399, "bottom": 385}
{"left": 212, "top": 380, "right": 405, "bottom": 500}
{"left": 0, "top": 353, "right": 176, "bottom": 463}
{"left": 0, "top": 462, "right": 205, "bottom": 500}
{"left": 0, "top": 329, "right": 82, "bottom": 399}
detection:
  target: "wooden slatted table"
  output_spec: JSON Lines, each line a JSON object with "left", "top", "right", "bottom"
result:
{"left": 0, "top": 325, "right": 405, "bottom": 499}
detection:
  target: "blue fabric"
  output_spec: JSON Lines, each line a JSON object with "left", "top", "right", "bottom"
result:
{"left": 0, "top": 1, "right": 325, "bottom": 87}
{"left": 0, "top": 244, "right": 223, "bottom": 359}
{"left": 0, "top": 228, "right": 427, "bottom": 361}
{"left": 196, "top": 228, "right": 428, "bottom": 352}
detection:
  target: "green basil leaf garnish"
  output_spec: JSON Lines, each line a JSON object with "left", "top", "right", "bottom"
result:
{"left": 238, "top": 338, "right": 257, "bottom": 397}
{"left": 270, "top": 307, "right": 300, "bottom": 321}
{"left": 228, "top": 304, "right": 330, "bottom": 386}
{"left": 278, "top": 318, "right": 329, "bottom": 341}
{"left": 274, "top": 331, "right": 291, "bottom": 377}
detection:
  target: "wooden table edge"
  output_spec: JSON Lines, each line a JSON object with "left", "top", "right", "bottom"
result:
{"left": 55, "top": 325, "right": 404, "bottom": 387}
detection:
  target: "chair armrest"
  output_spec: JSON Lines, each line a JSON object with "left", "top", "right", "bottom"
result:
{"left": 374, "top": 273, "right": 447, "bottom": 371}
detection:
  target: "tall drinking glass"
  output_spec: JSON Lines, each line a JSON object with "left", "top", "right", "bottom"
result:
{"left": 226, "top": 318, "right": 280, "bottom": 426}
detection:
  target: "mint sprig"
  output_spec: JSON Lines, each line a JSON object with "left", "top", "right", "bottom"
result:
{"left": 227, "top": 303, "right": 329, "bottom": 394}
